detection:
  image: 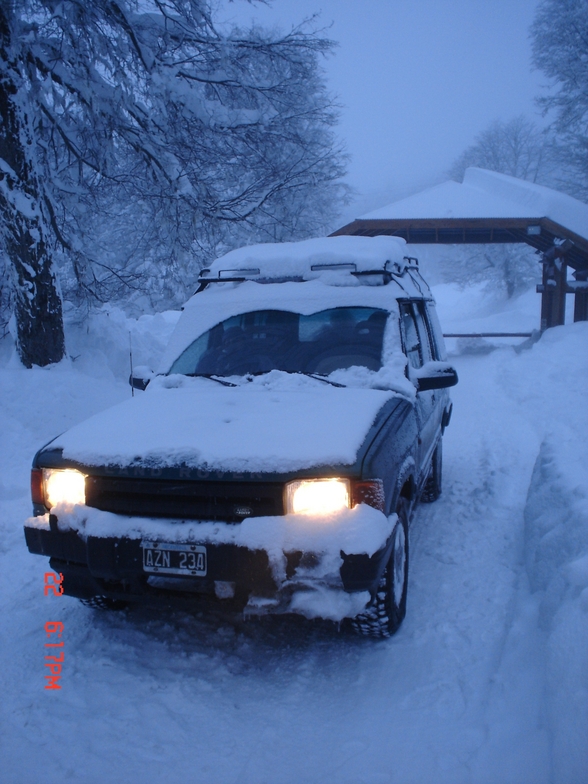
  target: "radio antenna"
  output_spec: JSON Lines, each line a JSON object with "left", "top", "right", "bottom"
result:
{"left": 129, "top": 331, "right": 134, "bottom": 398}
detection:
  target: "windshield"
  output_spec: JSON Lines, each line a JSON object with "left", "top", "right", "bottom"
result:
{"left": 168, "top": 307, "right": 388, "bottom": 377}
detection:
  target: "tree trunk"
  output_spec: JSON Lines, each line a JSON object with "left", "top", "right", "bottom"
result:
{"left": 5, "top": 207, "right": 66, "bottom": 368}
{"left": 0, "top": 10, "right": 65, "bottom": 367}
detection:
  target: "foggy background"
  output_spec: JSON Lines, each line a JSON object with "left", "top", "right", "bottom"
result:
{"left": 221, "top": 0, "right": 542, "bottom": 220}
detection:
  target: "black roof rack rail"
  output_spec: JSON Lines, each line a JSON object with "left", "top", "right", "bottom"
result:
{"left": 310, "top": 262, "right": 357, "bottom": 272}
{"left": 351, "top": 268, "right": 393, "bottom": 283}
{"left": 196, "top": 267, "right": 261, "bottom": 292}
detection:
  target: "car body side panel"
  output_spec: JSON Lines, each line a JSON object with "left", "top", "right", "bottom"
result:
{"left": 360, "top": 398, "right": 418, "bottom": 515}
{"left": 416, "top": 386, "right": 448, "bottom": 478}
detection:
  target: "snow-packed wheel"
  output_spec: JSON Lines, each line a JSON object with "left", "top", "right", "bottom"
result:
{"left": 421, "top": 440, "right": 442, "bottom": 503}
{"left": 351, "top": 504, "right": 409, "bottom": 639}
{"left": 80, "top": 596, "right": 128, "bottom": 611}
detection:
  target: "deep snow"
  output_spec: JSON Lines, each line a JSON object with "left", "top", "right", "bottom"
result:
{"left": 1, "top": 287, "right": 587, "bottom": 784}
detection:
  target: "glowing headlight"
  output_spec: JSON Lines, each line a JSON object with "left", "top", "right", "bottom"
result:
{"left": 44, "top": 469, "right": 86, "bottom": 508}
{"left": 285, "top": 478, "right": 350, "bottom": 516}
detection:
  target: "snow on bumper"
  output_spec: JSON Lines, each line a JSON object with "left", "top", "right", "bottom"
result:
{"left": 25, "top": 504, "right": 395, "bottom": 622}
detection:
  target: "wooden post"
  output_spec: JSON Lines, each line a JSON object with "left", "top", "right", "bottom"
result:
{"left": 539, "top": 259, "right": 567, "bottom": 331}
{"left": 573, "top": 271, "right": 588, "bottom": 322}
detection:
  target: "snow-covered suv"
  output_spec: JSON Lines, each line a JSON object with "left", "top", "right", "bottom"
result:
{"left": 24, "top": 236, "right": 456, "bottom": 637}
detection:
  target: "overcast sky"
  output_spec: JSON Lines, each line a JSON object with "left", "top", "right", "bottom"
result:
{"left": 221, "top": 0, "right": 542, "bottom": 219}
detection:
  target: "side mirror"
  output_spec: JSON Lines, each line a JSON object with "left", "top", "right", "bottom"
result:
{"left": 129, "top": 365, "right": 154, "bottom": 391}
{"left": 412, "top": 362, "right": 458, "bottom": 392}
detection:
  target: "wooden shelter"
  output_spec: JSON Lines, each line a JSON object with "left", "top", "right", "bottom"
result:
{"left": 331, "top": 168, "right": 588, "bottom": 330}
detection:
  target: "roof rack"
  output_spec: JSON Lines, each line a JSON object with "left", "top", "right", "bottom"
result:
{"left": 199, "top": 267, "right": 260, "bottom": 281}
{"left": 403, "top": 256, "right": 419, "bottom": 267}
{"left": 195, "top": 255, "right": 422, "bottom": 293}
{"left": 196, "top": 267, "right": 261, "bottom": 291}
{"left": 310, "top": 262, "right": 357, "bottom": 272}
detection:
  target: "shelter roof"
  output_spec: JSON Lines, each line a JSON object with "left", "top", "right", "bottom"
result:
{"left": 332, "top": 168, "right": 588, "bottom": 272}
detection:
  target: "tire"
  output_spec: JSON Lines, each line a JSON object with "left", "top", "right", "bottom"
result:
{"left": 420, "top": 440, "right": 442, "bottom": 503}
{"left": 80, "top": 596, "right": 128, "bottom": 611}
{"left": 351, "top": 503, "right": 409, "bottom": 638}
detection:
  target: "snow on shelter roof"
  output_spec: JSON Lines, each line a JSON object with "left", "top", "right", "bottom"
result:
{"left": 358, "top": 168, "right": 588, "bottom": 243}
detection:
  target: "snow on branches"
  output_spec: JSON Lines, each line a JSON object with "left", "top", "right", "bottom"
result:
{"left": 531, "top": 0, "right": 588, "bottom": 198}
{"left": 0, "top": 0, "right": 347, "bottom": 365}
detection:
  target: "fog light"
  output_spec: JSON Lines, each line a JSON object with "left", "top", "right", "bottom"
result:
{"left": 214, "top": 581, "right": 236, "bottom": 600}
{"left": 285, "top": 478, "right": 350, "bottom": 516}
{"left": 44, "top": 469, "right": 86, "bottom": 508}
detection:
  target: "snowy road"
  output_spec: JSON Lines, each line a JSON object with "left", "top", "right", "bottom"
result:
{"left": 2, "top": 326, "right": 587, "bottom": 784}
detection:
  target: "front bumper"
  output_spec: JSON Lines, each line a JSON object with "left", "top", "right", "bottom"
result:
{"left": 24, "top": 509, "right": 393, "bottom": 619}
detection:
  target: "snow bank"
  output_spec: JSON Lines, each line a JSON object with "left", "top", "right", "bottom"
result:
{"left": 63, "top": 305, "right": 180, "bottom": 382}
{"left": 524, "top": 436, "right": 588, "bottom": 783}
{"left": 525, "top": 437, "right": 588, "bottom": 605}
{"left": 508, "top": 322, "right": 588, "bottom": 783}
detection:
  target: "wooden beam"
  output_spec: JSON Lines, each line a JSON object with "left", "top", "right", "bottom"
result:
{"left": 331, "top": 216, "right": 543, "bottom": 236}
{"left": 330, "top": 216, "right": 588, "bottom": 272}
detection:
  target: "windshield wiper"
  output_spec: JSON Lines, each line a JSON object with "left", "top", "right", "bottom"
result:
{"left": 296, "top": 372, "right": 346, "bottom": 388}
{"left": 189, "top": 371, "right": 344, "bottom": 388}
{"left": 188, "top": 373, "right": 238, "bottom": 388}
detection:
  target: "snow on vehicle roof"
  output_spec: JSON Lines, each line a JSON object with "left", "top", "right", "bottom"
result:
{"left": 158, "top": 237, "right": 431, "bottom": 375}
{"left": 360, "top": 167, "right": 588, "bottom": 242}
{"left": 203, "top": 235, "right": 409, "bottom": 279}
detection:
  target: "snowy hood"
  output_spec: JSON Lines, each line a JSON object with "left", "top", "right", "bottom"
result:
{"left": 50, "top": 375, "right": 397, "bottom": 475}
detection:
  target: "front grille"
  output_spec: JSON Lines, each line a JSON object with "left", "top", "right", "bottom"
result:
{"left": 85, "top": 476, "right": 284, "bottom": 522}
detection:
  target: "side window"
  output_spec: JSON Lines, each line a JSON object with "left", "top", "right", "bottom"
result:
{"left": 399, "top": 303, "right": 423, "bottom": 369}
{"left": 425, "top": 303, "right": 447, "bottom": 360}
{"left": 413, "top": 302, "right": 434, "bottom": 363}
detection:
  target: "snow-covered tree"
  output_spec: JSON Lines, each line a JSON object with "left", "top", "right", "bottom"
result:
{"left": 439, "top": 242, "right": 539, "bottom": 300}
{"left": 444, "top": 116, "right": 549, "bottom": 298}
{"left": 449, "top": 116, "right": 551, "bottom": 184}
{"left": 0, "top": 5, "right": 65, "bottom": 366}
{"left": 531, "top": 0, "right": 588, "bottom": 199}
{"left": 0, "top": 1, "right": 346, "bottom": 366}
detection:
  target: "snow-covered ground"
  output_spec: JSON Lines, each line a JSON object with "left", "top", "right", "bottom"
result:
{"left": 1, "top": 288, "right": 587, "bottom": 784}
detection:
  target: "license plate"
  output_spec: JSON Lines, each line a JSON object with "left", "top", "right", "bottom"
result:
{"left": 141, "top": 541, "right": 207, "bottom": 576}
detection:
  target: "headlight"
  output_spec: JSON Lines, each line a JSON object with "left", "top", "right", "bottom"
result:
{"left": 285, "top": 478, "right": 350, "bottom": 516}
{"left": 43, "top": 469, "right": 86, "bottom": 508}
